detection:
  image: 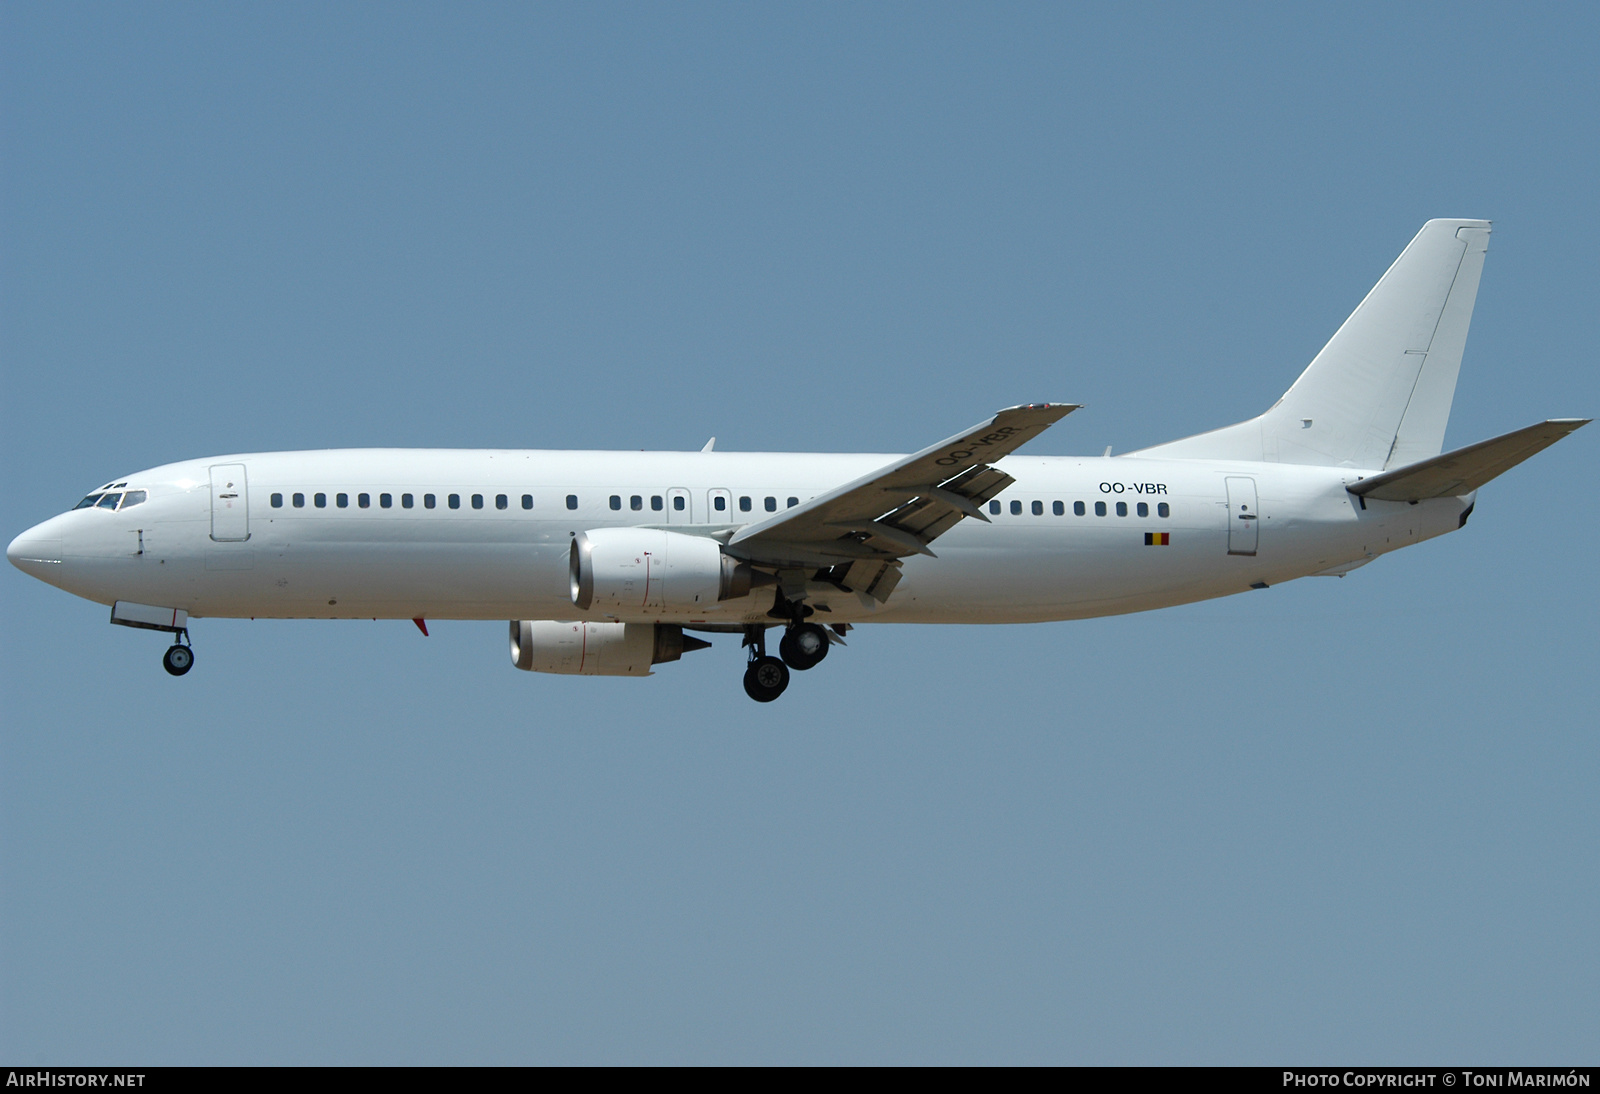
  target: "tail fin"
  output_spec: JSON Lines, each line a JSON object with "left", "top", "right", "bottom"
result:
{"left": 1131, "top": 219, "right": 1491, "bottom": 469}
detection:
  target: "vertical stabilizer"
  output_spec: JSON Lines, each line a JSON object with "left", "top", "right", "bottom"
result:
{"left": 1130, "top": 219, "right": 1491, "bottom": 469}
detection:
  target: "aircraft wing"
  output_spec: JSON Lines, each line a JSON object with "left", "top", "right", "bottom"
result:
{"left": 727, "top": 403, "right": 1077, "bottom": 599}
{"left": 1348, "top": 418, "right": 1590, "bottom": 502}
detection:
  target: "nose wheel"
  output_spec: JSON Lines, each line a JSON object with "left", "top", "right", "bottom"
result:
{"left": 162, "top": 633, "right": 194, "bottom": 677}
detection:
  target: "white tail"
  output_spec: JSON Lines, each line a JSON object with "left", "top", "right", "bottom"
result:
{"left": 1131, "top": 219, "right": 1491, "bottom": 470}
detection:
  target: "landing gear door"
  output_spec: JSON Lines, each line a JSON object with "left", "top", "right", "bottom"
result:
{"left": 666, "top": 488, "right": 693, "bottom": 524}
{"left": 1226, "top": 476, "right": 1258, "bottom": 556}
{"left": 210, "top": 464, "right": 250, "bottom": 542}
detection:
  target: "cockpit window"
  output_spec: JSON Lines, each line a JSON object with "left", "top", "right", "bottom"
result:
{"left": 75, "top": 489, "right": 146, "bottom": 511}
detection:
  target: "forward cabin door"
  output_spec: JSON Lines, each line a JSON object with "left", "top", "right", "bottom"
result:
{"left": 1225, "top": 476, "right": 1258, "bottom": 556}
{"left": 209, "top": 464, "right": 250, "bottom": 542}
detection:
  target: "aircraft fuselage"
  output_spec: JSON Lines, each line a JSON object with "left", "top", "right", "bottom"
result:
{"left": 8, "top": 448, "right": 1468, "bottom": 626}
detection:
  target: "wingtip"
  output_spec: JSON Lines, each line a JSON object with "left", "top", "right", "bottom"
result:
{"left": 1002, "top": 402, "right": 1082, "bottom": 416}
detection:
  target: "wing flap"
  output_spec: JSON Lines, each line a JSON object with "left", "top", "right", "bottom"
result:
{"left": 727, "top": 403, "right": 1077, "bottom": 580}
{"left": 1348, "top": 418, "right": 1589, "bottom": 501}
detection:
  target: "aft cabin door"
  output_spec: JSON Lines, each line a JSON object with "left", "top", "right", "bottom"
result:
{"left": 210, "top": 464, "right": 250, "bottom": 542}
{"left": 1226, "top": 476, "right": 1258, "bottom": 556}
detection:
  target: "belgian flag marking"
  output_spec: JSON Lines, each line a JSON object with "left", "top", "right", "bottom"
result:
{"left": 1144, "top": 532, "right": 1170, "bottom": 546}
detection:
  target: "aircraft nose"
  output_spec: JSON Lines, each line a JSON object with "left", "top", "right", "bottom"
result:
{"left": 8, "top": 524, "right": 64, "bottom": 577}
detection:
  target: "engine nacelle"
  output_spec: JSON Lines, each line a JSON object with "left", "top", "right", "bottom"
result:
{"left": 509, "top": 620, "right": 710, "bottom": 676}
{"left": 570, "top": 528, "right": 758, "bottom": 615}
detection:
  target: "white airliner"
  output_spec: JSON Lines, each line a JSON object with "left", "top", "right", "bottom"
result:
{"left": 7, "top": 219, "right": 1588, "bottom": 701}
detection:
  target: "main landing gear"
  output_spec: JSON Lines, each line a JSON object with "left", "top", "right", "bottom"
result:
{"left": 740, "top": 619, "right": 842, "bottom": 702}
{"left": 743, "top": 653, "right": 790, "bottom": 703}
{"left": 779, "top": 622, "right": 829, "bottom": 671}
{"left": 162, "top": 631, "right": 194, "bottom": 677}
{"left": 742, "top": 624, "right": 789, "bottom": 702}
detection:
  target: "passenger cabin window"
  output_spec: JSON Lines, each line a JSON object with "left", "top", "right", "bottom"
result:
{"left": 423, "top": 494, "right": 434, "bottom": 509}
{"left": 989, "top": 500, "right": 1002, "bottom": 515}
{"left": 1053, "top": 501, "right": 1064, "bottom": 516}
{"left": 1116, "top": 501, "right": 1128, "bottom": 516}
{"left": 651, "top": 495, "right": 663, "bottom": 511}
{"left": 1032, "top": 500, "right": 1043, "bottom": 516}
{"left": 402, "top": 494, "right": 414, "bottom": 509}
{"left": 448, "top": 494, "right": 460, "bottom": 509}
{"left": 380, "top": 493, "right": 392, "bottom": 509}
{"left": 472, "top": 494, "right": 484, "bottom": 510}
{"left": 358, "top": 493, "right": 371, "bottom": 508}
{"left": 788, "top": 497, "right": 798, "bottom": 508}
{"left": 765, "top": 496, "right": 777, "bottom": 512}
{"left": 270, "top": 493, "right": 283, "bottom": 508}
{"left": 1158, "top": 502, "right": 1170, "bottom": 518}
{"left": 293, "top": 493, "right": 305, "bottom": 508}
{"left": 630, "top": 495, "right": 642, "bottom": 511}
{"left": 496, "top": 494, "right": 508, "bottom": 510}
{"left": 672, "top": 496, "right": 685, "bottom": 511}
{"left": 315, "top": 493, "right": 327, "bottom": 508}
{"left": 609, "top": 495, "right": 622, "bottom": 511}
{"left": 1010, "top": 500, "right": 1022, "bottom": 515}
{"left": 1136, "top": 502, "right": 1148, "bottom": 517}
{"left": 1074, "top": 501, "right": 1086, "bottom": 516}
{"left": 566, "top": 495, "right": 578, "bottom": 510}
{"left": 739, "top": 496, "right": 752, "bottom": 512}
{"left": 1095, "top": 501, "right": 1107, "bottom": 516}
{"left": 522, "top": 495, "right": 534, "bottom": 510}
{"left": 337, "top": 493, "right": 349, "bottom": 508}
{"left": 713, "top": 496, "right": 727, "bottom": 512}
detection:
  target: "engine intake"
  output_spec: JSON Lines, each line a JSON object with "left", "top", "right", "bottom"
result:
{"left": 570, "top": 528, "right": 764, "bottom": 615}
{"left": 510, "top": 620, "right": 711, "bottom": 676}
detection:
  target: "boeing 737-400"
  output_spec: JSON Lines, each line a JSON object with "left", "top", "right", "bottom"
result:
{"left": 7, "top": 219, "right": 1588, "bottom": 701}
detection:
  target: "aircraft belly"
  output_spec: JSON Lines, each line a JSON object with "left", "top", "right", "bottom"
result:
{"left": 872, "top": 524, "right": 1234, "bottom": 623}
{"left": 164, "top": 525, "right": 575, "bottom": 619}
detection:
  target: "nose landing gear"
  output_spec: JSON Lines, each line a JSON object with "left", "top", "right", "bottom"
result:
{"left": 162, "top": 632, "right": 194, "bottom": 677}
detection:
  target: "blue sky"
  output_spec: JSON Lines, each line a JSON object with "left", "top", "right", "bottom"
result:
{"left": 2, "top": 3, "right": 1596, "bottom": 1063}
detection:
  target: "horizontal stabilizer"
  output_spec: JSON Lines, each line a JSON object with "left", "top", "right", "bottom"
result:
{"left": 1347, "top": 419, "right": 1589, "bottom": 502}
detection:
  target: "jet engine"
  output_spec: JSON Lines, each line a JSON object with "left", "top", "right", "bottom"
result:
{"left": 509, "top": 620, "right": 711, "bottom": 676}
{"left": 569, "top": 528, "right": 764, "bottom": 615}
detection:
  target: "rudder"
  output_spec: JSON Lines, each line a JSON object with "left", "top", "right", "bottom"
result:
{"left": 1131, "top": 219, "right": 1491, "bottom": 469}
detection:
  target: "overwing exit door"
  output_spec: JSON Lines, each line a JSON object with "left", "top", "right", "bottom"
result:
{"left": 666, "top": 487, "right": 693, "bottom": 524}
{"left": 1226, "top": 476, "right": 1258, "bottom": 556}
{"left": 707, "top": 488, "right": 732, "bottom": 521}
